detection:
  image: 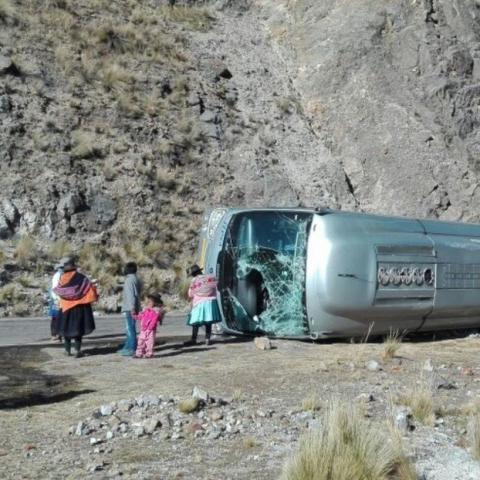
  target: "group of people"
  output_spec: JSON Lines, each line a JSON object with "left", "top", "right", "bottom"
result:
{"left": 47, "top": 257, "right": 222, "bottom": 359}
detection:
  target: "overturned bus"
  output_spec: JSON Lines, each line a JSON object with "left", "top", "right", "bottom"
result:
{"left": 197, "top": 208, "right": 480, "bottom": 339}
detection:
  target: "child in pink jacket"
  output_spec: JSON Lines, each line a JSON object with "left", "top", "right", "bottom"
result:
{"left": 133, "top": 293, "right": 164, "bottom": 358}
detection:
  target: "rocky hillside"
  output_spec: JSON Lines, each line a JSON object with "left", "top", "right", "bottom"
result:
{"left": 1, "top": 0, "right": 480, "bottom": 314}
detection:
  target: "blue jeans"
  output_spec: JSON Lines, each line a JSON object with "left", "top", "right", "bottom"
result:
{"left": 121, "top": 312, "right": 137, "bottom": 353}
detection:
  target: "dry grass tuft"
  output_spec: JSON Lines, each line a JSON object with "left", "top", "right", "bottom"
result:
{"left": 382, "top": 329, "right": 403, "bottom": 360}
{"left": 15, "top": 236, "right": 37, "bottom": 268}
{"left": 243, "top": 437, "right": 258, "bottom": 449}
{"left": 468, "top": 414, "right": 480, "bottom": 460}
{"left": 48, "top": 240, "right": 72, "bottom": 262}
{"left": 178, "top": 398, "right": 199, "bottom": 414}
{"left": 281, "top": 402, "right": 416, "bottom": 480}
{"left": 160, "top": 5, "right": 215, "bottom": 32}
{"left": 0, "top": 0, "right": 15, "bottom": 22}
{"left": 301, "top": 393, "right": 322, "bottom": 412}
{"left": 0, "top": 284, "right": 16, "bottom": 304}
{"left": 397, "top": 380, "right": 435, "bottom": 426}
{"left": 71, "top": 130, "right": 103, "bottom": 159}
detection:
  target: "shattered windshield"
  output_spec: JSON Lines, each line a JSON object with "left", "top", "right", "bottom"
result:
{"left": 219, "top": 211, "right": 312, "bottom": 336}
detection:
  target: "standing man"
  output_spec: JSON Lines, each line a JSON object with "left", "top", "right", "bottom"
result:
{"left": 119, "top": 261, "right": 141, "bottom": 356}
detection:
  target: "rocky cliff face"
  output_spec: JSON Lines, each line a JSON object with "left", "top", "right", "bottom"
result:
{"left": 259, "top": 0, "right": 480, "bottom": 219}
{"left": 1, "top": 0, "right": 480, "bottom": 313}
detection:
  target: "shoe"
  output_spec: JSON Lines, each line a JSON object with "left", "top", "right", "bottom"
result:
{"left": 64, "top": 351, "right": 72, "bottom": 357}
{"left": 183, "top": 340, "right": 197, "bottom": 347}
{"left": 119, "top": 349, "right": 134, "bottom": 356}
{"left": 205, "top": 339, "right": 212, "bottom": 346}
{"left": 75, "top": 351, "right": 84, "bottom": 358}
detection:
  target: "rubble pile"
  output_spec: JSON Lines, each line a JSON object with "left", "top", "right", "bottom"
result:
{"left": 69, "top": 388, "right": 310, "bottom": 445}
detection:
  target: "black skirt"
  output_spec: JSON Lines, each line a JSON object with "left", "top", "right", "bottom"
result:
{"left": 59, "top": 304, "right": 95, "bottom": 339}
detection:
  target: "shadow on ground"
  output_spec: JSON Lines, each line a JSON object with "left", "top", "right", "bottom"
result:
{"left": 0, "top": 346, "right": 95, "bottom": 410}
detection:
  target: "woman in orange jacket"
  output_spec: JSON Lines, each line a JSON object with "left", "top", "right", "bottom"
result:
{"left": 54, "top": 256, "right": 98, "bottom": 358}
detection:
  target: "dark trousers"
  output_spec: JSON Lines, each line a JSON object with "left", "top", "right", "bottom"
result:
{"left": 191, "top": 323, "right": 212, "bottom": 342}
{"left": 50, "top": 315, "right": 61, "bottom": 336}
{"left": 64, "top": 337, "right": 82, "bottom": 354}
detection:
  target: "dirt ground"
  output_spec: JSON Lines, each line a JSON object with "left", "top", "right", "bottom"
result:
{"left": 1, "top": 332, "right": 480, "bottom": 479}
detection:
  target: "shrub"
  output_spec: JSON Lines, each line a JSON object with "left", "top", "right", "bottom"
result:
{"left": 397, "top": 380, "right": 435, "bottom": 426}
{"left": 0, "top": 284, "right": 16, "bottom": 304}
{"left": 301, "top": 393, "right": 322, "bottom": 412}
{"left": 178, "top": 398, "right": 199, "bottom": 414}
{"left": 12, "top": 301, "right": 30, "bottom": 317}
{"left": 468, "top": 414, "right": 480, "bottom": 460}
{"left": 48, "top": 240, "right": 72, "bottom": 262}
{"left": 160, "top": 6, "right": 215, "bottom": 32}
{"left": 382, "top": 329, "right": 403, "bottom": 360}
{"left": 15, "top": 236, "right": 37, "bottom": 268}
{"left": 281, "top": 402, "right": 416, "bottom": 480}
{"left": 71, "top": 130, "right": 103, "bottom": 159}
{"left": 0, "top": 0, "right": 15, "bottom": 23}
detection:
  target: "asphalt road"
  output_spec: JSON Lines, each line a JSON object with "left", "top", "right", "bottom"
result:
{"left": 0, "top": 312, "right": 190, "bottom": 347}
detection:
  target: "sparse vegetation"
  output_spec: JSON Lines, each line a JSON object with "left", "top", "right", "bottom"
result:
{"left": 243, "top": 437, "right": 258, "bottom": 449}
{"left": 468, "top": 414, "right": 480, "bottom": 460}
{"left": 281, "top": 402, "right": 416, "bottom": 480}
{"left": 160, "top": 5, "right": 215, "bottom": 32}
{"left": 398, "top": 379, "right": 435, "bottom": 426}
{"left": 48, "top": 240, "right": 72, "bottom": 262}
{"left": 301, "top": 393, "right": 322, "bottom": 412}
{"left": 0, "top": 284, "right": 16, "bottom": 304}
{"left": 178, "top": 398, "right": 199, "bottom": 414}
{"left": 382, "top": 329, "right": 403, "bottom": 360}
{"left": 14, "top": 236, "right": 37, "bottom": 268}
{"left": 71, "top": 130, "right": 103, "bottom": 159}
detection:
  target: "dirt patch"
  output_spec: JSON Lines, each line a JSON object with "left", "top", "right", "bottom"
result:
{"left": 1, "top": 334, "right": 480, "bottom": 478}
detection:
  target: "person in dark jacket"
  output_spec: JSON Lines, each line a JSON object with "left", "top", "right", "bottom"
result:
{"left": 118, "top": 262, "right": 142, "bottom": 356}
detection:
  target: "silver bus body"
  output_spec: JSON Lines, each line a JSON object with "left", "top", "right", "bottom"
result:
{"left": 197, "top": 208, "right": 480, "bottom": 338}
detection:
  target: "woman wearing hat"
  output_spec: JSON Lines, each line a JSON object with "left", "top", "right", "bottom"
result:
{"left": 54, "top": 256, "right": 98, "bottom": 358}
{"left": 185, "top": 264, "right": 222, "bottom": 346}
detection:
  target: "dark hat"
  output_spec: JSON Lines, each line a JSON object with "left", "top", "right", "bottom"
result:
{"left": 58, "top": 256, "right": 76, "bottom": 272}
{"left": 147, "top": 293, "right": 163, "bottom": 306}
{"left": 187, "top": 264, "right": 203, "bottom": 276}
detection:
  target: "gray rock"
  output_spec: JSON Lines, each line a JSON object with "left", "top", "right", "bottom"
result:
{"left": 394, "top": 407, "right": 414, "bottom": 432}
{"left": 199, "top": 110, "right": 217, "bottom": 123}
{"left": 105, "top": 431, "right": 114, "bottom": 440}
{"left": 132, "top": 425, "right": 145, "bottom": 437}
{"left": 100, "top": 404, "right": 114, "bottom": 416}
{"left": 0, "top": 55, "right": 14, "bottom": 74}
{"left": 143, "top": 418, "right": 161, "bottom": 435}
{"left": 117, "top": 399, "right": 133, "bottom": 412}
{"left": 0, "top": 95, "right": 11, "bottom": 113}
{"left": 89, "top": 437, "right": 102, "bottom": 445}
{"left": 192, "top": 386, "right": 209, "bottom": 403}
{"left": 254, "top": 337, "right": 272, "bottom": 350}
{"left": 75, "top": 421, "right": 89, "bottom": 436}
{"left": 365, "top": 360, "right": 380, "bottom": 371}
{"left": 423, "top": 358, "right": 434, "bottom": 372}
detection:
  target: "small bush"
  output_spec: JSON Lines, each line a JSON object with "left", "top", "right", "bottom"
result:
{"left": 243, "top": 437, "right": 258, "bottom": 449}
{"left": 12, "top": 301, "right": 30, "bottom": 317}
{"left": 0, "top": 284, "right": 16, "bottom": 304}
{"left": 15, "top": 236, "right": 37, "bottom": 268}
{"left": 48, "top": 240, "right": 72, "bottom": 262}
{"left": 281, "top": 402, "right": 416, "bottom": 480}
{"left": 0, "top": 0, "right": 15, "bottom": 22}
{"left": 301, "top": 394, "right": 322, "bottom": 412}
{"left": 71, "top": 130, "right": 103, "bottom": 159}
{"left": 178, "top": 398, "right": 199, "bottom": 414}
{"left": 398, "top": 381, "right": 435, "bottom": 426}
{"left": 382, "top": 329, "right": 403, "bottom": 360}
{"left": 468, "top": 414, "right": 480, "bottom": 460}
{"left": 17, "top": 274, "right": 34, "bottom": 288}
{"left": 160, "top": 6, "right": 215, "bottom": 32}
